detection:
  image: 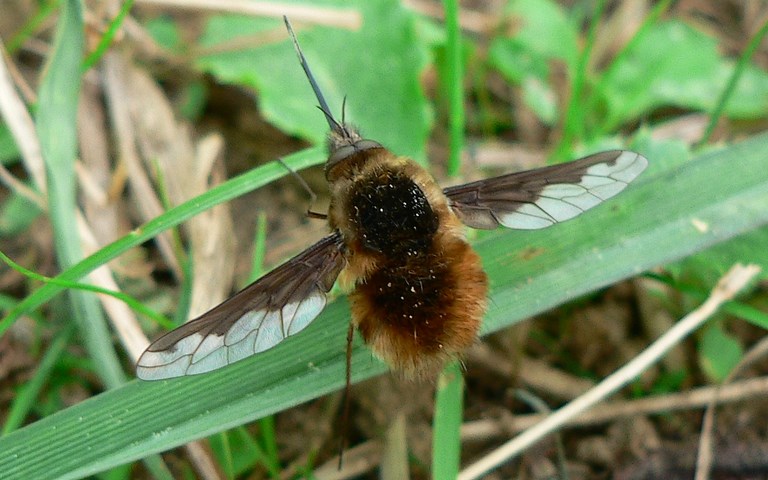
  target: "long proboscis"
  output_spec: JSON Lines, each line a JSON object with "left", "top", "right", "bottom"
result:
{"left": 283, "top": 16, "right": 342, "bottom": 132}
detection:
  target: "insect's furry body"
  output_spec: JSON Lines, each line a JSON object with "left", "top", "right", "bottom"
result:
{"left": 327, "top": 145, "right": 487, "bottom": 377}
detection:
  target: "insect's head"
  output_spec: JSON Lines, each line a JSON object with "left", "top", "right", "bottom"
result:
{"left": 284, "top": 16, "right": 384, "bottom": 180}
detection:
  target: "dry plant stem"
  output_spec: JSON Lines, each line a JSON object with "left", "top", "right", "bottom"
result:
{"left": 461, "top": 375, "right": 768, "bottom": 440}
{"left": 101, "top": 53, "right": 182, "bottom": 278}
{"left": 102, "top": 50, "right": 232, "bottom": 477}
{"left": 0, "top": 163, "right": 46, "bottom": 210}
{"left": 75, "top": 162, "right": 109, "bottom": 206}
{"left": 0, "top": 40, "right": 46, "bottom": 192}
{"left": 0, "top": 39, "right": 47, "bottom": 208}
{"left": 0, "top": 35, "right": 149, "bottom": 360}
{"left": 135, "top": 0, "right": 362, "bottom": 29}
{"left": 403, "top": 0, "right": 494, "bottom": 33}
{"left": 295, "top": 373, "right": 768, "bottom": 479}
{"left": 635, "top": 276, "right": 687, "bottom": 371}
{"left": 124, "top": 53, "right": 235, "bottom": 317}
{"left": 0, "top": 40, "right": 36, "bottom": 103}
{"left": 469, "top": 344, "right": 595, "bottom": 401}
{"left": 696, "top": 328, "right": 768, "bottom": 480}
{"left": 314, "top": 440, "right": 382, "bottom": 480}
{"left": 458, "top": 264, "right": 761, "bottom": 480}
{"left": 183, "top": 440, "right": 225, "bottom": 480}
{"left": 381, "top": 412, "right": 409, "bottom": 480}
{"left": 76, "top": 211, "right": 149, "bottom": 360}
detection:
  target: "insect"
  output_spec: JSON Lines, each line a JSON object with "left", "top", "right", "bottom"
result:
{"left": 135, "top": 18, "right": 648, "bottom": 381}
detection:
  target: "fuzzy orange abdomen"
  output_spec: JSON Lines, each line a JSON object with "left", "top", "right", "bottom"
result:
{"left": 350, "top": 235, "right": 487, "bottom": 378}
{"left": 332, "top": 158, "right": 489, "bottom": 378}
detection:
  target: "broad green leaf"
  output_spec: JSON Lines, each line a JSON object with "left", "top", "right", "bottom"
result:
{"left": 601, "top": 20, "right": 768, "bottom": 129}
{"left": 699, "top": 323, "right": 743, "bottom": 382}
{"left": 144, "top": 16, "right": 181, "bottom": 50}
{"left": 489, "top": 0, "right": 578, "bottom": 82}
{"left": 196, "top": 0, "right": 432, "bottom": 163}
{"left": 626, "top": 127, "right": 693, "bottom": 171}
{"left": 36, "top": 0, "right": 125, "bottom": 387}
{"left": 487, "top": 0, "right": 578, "bottom": 123}
{"left": 674, "top": 227, "right": 768, "bottom": 287}
{"left": 1, "top": 132, "right": 767, "bottom": 479}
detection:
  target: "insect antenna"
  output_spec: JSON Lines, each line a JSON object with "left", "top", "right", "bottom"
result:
{"left": 283, "top": 16, "right": 344, "bottom": 134}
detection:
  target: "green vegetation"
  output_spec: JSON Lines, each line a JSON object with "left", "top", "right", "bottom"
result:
{"left": 1, "top": 0, "right": 766, "bottom": 478}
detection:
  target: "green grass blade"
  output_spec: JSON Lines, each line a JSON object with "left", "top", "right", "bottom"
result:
{"left": 6, "top": 0, "right": 60, "bottom": 54}
{"left": 81, "top": 0, "right": 134, "bottom": 72}
{"left": 552, "top": 0, "right": 606, "bottom": 160}
{"left": 697, "top": 18, "right": 768, "bottom": 146}
{"left": 36, "top": 0, "right": 124, "bottom": 386}
{"left": 256, "top": 416, "right": 280, "bottom": 476}
{"left": 1, "top": 146, "right": 325, "bottom": 330}
{"left": 432, "top": 361, "right": 463, "bottom": 479}
{"left": 2, "top": 326, "right": 73, "bottom": 435}
{"left": 0, "top": 134, "right": 767, "bottom": 479}
{"left": 442, "top": 0, "right": 464, "bottom": 176}
{"left": 0, "top": 249, "right": 172, "bottom": 331}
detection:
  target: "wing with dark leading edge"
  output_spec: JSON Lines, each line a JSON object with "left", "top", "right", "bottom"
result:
{"left": 444, "top": 150, "right": 648, "bottom": 230}
{"left": 136, "top": 233, "right": 347, "bottom": 380}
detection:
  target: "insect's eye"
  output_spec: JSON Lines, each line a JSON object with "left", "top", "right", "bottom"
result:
{"left": 326, "top": 139, "right": 384, "bottom": 179}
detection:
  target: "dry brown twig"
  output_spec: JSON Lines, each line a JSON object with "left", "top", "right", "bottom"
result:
{"left": 135, "top": 0, "right": 361, "bottom": 29}
{"left": 461, "top": 374, "right": 768, "bottom": 440}
{"left": 696, "top": 321, "right": 768, "bottom": 480}
{"left": 0, "top": 41, "right": 46, "bottom": 195}
{"left": 0, "top": 36, "right": 153, "bottom": 361}
{"left": 458, "top": 263, "right": 761, "bottom": 480}
{"left": 303, "top": 370, "right": 768, "bottom": 480}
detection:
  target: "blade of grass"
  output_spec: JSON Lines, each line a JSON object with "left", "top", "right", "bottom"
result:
{"left": 216, "top": 432, "right": 234, "bottom": 479}
{"left": 0, "top": 249, "right": 173, "bottom": 331}
{"left": 139, "top": 455, "right": 174, "bottom": 480}
{"left": 433, "top": 361, "right": 463, "bottom": 480}
{"left": 434, "top": 2, "right": 465, "bottom": 475}
{"left": 81, "top": 0, "right": 135, "bottom": 72}
{"left": 256, "top": 416, "right": 281, "bottom": 477}
{"left": 1, "top": 146, "right": 325, "bottom": 331}
{"left": 381, "top": 413, "right": 408, "bottom": 479}
{"left": 173, "top": 255, "right": 194, "bottom": 327}
{"left": 6, "top": 0, "right": 61, "bottom": 54}
{"left": 722, "top": 301, "right": 768, "bottom": 330}
{"left": 696, "top": 18, "right": 768, "bottom": 146}
{"left": 36, "top": 0, "right": 124, "bottom": 386}
{"left": 443, "top": 0, "right": 464, "bottom": 177}
{"left": 0, "top": 133, "right": 766, "bottom": 479}
{"left": 552, "top": 0, "right": 607, "bottom": 161}
{"left": 35, "top": 5, "right": 172, "bottom": 474}
{"left": 1, "top": 325, "right": 73, "bottom": 435}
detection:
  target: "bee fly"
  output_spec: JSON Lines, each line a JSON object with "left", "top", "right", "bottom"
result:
{"left": 136, "top": 18, "right": 648, "bottom": 381}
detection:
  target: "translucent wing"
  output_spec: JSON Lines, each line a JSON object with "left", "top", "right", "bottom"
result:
{"left": 444, "top": 150, "right": 648, "bottom": 230}
{"left": 136, "top": 233, "right": 346, "bottom": 380}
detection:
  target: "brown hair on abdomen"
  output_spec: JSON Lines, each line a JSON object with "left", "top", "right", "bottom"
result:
{"left": 350, "top": 234, "right": 488, "bottom": 379}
